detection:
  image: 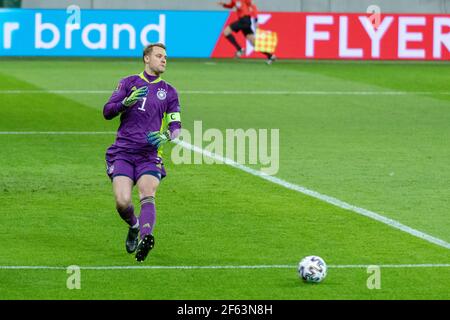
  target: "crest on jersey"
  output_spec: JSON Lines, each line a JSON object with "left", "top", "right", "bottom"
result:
{"left": 156, "top": 88, "right": 167, "bottom": 100}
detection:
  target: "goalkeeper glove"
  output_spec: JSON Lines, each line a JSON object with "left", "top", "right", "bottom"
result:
{"left": 122, "top": 86, "right": 149, "bottom": 107}
{"left": 147, "top": 131, "right": 171, "bottom": 148}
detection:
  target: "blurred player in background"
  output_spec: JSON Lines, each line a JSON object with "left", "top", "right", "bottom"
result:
{"left": 219, "top": 0, "right": 276, "bottom": 64}
{"left": 103, "top": 43, "right": 181, "bottom": 262}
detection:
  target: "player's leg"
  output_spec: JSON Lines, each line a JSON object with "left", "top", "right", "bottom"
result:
{"left": 224, "top": 22, "right": 243, "bottom": 56}
{"left": 137, "top": 174, "right": 159, "bottom": 239}
{"left": 246, "top": 33, "right": 255, "bottom": 46}
{"left": 112, "top": 175, "right": 140, "bottom": 253}
{"left": 134, "top": 173, "right": 160, "bottom": 262}
{"left": 112, "top": 175, "right": 135, "bottom": 224}
{"left": 107, "top": 157, "right": 138, "bottom": 226}
{"left": 265, "top": 54, "right": 277, "bottom": 64}
{"left": 223, "top": 25, "right": 233, "bottom": 37}
{"left": 107, "top": 155, "right": 141, "bottom": 254}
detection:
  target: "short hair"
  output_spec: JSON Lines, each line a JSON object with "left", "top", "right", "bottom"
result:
{"left": 143, "top": 43, "right": 166, "bottom": 62}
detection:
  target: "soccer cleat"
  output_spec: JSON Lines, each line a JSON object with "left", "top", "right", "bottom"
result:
{"left": 135, "top": 234, "right": 155, "bottom": 262}
{"left": 266, "top": 54, "right": 277, "bottom": 65}
{"left": 235, "top": 48, "right": 244, "bottom": 58}
{"left": 126, "top": 226, "right": 140, "bottom": 254}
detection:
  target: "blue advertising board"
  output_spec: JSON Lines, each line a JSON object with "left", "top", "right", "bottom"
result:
{"left": 0, "top": 9, "right": 228, "bottom": 57}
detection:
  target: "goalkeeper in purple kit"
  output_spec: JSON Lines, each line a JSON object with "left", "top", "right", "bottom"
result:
{"left": 103, "top": 43, "right": 181, "bottom": 262}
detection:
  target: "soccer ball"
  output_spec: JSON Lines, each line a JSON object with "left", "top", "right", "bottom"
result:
{"left": 298, "top": 256, "right": 327, "bottom": 283}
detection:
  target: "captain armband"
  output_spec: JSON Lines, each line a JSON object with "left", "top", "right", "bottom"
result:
{"left": 167, "top": 112, "right": 181, "bottom": 123}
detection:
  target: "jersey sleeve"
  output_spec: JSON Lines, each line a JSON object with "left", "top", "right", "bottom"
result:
{"left": 103, "top": 78, "right": 128, "bottom": 120}
{"left": 166, "top": 87, "right": 182, "bottom": 140}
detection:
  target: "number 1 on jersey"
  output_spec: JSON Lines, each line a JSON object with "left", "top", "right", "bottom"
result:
{"left": 138, "top": 97, "right": 147, "bottom": 112}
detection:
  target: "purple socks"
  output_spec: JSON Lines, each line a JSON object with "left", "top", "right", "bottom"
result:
{"left": 139, "top": 196, "right": 156, "bottom": 239}
{"left": 117, "top": 204, "right": 138, "bottom": 227}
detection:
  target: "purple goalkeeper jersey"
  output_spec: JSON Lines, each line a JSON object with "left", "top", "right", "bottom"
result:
{"left": 103, "top": 71, "right": 181, "bottom": 158}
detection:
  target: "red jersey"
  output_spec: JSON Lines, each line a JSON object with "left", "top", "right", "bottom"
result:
{"left": 222, "top": 0, "right": 258, "bottom": 19}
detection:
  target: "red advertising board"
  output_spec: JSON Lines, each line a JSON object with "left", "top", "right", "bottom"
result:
{"left": 212, "top": 12, "right": 450, "bottom": 60}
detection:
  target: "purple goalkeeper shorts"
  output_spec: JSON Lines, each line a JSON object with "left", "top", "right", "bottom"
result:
{"left": 105, "top": 148, "right": 166, "bottom": 184}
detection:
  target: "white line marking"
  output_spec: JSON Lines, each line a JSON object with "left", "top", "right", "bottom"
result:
{"left": 181, "top": 91, "right": 450, "bottom": 96}
{"left": 0, "top": 90, "right": 449, "bottom": 95}
{"left": 0, "top": 131, "right": 448, "bottom": 250}
{"left": 0, "top": 264, "right": 449, "bottom": 270}
{"left": 0, "top": 131, "right": 116, "bottom": 135}
{"left": 175, "top": 140, "right": 450, "bottom": 250}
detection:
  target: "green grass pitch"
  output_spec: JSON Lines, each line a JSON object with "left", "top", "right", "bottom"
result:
{"left": 0, "top": 58, "right": 449, "bottom": 299}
